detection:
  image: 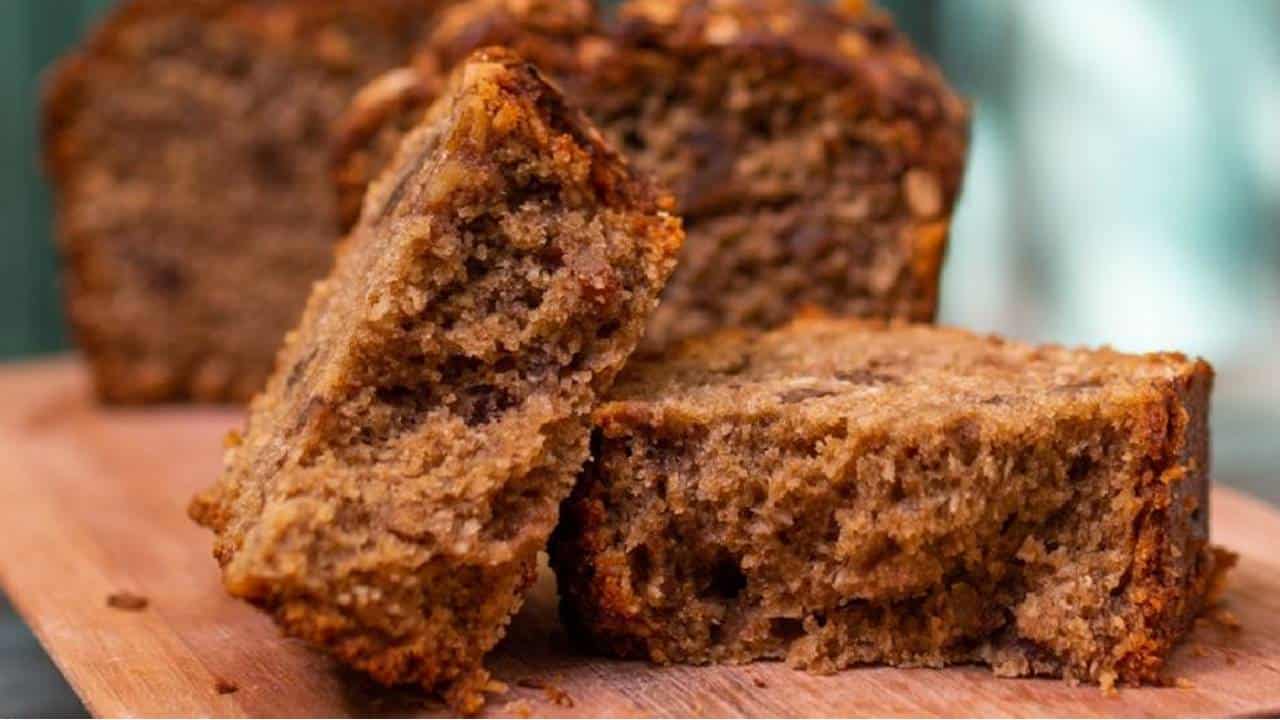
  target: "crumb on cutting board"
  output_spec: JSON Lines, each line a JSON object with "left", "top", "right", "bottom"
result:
{"left": 1212, "top": 608, "right": 1242, "bottom": 632}
{"left": 501, "top": 699, "right": 533, "bottom": 718}
{"left": 516, "top": 676, "right": 573, "bottom": 708}
{"left": 1099, "top": 670, "right": 1119, "bottom": 697}
{"left": 106, "top": 592, "right": 148, "bottom": 611}
{"left": 543, "top": 683, "right": 574, "bottom": 708}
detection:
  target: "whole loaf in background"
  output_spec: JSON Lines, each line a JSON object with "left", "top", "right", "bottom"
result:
{"left": 335, "top": 0, "right": 971, "bottom": 353}
{"left": 44, "top": 0, "right": 452, "bottom": 403}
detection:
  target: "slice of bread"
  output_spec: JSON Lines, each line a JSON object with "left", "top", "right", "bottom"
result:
{"left": 552, "top": 315, "right": 1220, "bottom": 687}
{"left": 189, "top": 48, "right": 682, "bottom": 711}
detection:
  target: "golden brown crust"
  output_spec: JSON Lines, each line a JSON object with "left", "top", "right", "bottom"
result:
{"left": 43, "top": 0, "right": 449, "bottom": 403}
{"left": 551, "top": 317, "right": 1218, "bottom": 686}
{"left": 191, "top": 47, "right": 681, "bottom": 711}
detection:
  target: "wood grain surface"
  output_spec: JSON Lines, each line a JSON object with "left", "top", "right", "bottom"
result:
{"left": 0, "top": 357, "right": 1277, "bottom": 718}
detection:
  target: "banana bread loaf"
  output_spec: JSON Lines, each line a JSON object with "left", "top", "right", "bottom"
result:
{"left": 333, "top": 0, "right": 970, "bottom": 352}
{"left": 43, "top": 0, "right": 449, "bottom": 403}
{"left": 189, "top": 48, "right": 682, "bottom": 711}
{"left": 550, "top": 315, "right": 1220, "bottom": 688}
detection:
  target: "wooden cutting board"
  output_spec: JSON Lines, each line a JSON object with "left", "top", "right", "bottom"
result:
{"left": 1, "top": 357, "right": 1278, "bottom": 718}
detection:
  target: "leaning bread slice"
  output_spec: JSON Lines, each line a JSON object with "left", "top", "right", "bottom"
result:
{"left": 190, "top": 47, "right": 682, "bottom": 711}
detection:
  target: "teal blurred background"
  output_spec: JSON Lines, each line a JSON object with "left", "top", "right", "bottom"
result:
{"left": 0, "top": 0, "right": 111, "bottom": 360}
{"left": 1, "top": 1, "right": 1278, "bottom": 715}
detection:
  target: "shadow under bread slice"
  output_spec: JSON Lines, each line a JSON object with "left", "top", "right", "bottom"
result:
{"left": 189, "top": 47, "right": 682, "bottom": 713}
{"left": 551, "top": 314, "right": 1227, "bottom": 689}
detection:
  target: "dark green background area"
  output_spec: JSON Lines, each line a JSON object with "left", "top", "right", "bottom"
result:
{"left": 0, "top": 0, "right": 114, "bottom": 360}
{"left": 0, "top": 0, "right": 935, "bottom": 362}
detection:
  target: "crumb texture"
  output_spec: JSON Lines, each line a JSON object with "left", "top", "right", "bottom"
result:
{"left": 333, "top": 0, "right": 970, "bottom": 352}
{"left": 44, "top": 0, "right": 447, "bottom": 402}
{"left": 551, "top": 316, "right": 1218, "bottom": 686}
{"left": 190, "top": 48, "right": 681, "bottom": 711}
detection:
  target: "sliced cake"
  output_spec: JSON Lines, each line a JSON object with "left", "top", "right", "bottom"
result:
{"left": 189, "top": 48, "right": 682, "bottom": 711}
{"left": 332, "top": 0, "right": 970, "bottom": 352}
{"left": 550, "top": 315, "right": 1220, "bottom": 688}
{"left": 43, "top": 0, "right": 449, "bottom": 402}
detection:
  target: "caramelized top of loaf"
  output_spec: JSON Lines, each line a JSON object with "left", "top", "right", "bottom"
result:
{"left": 612, "top": 0, "right": 968, "bottom": 126}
